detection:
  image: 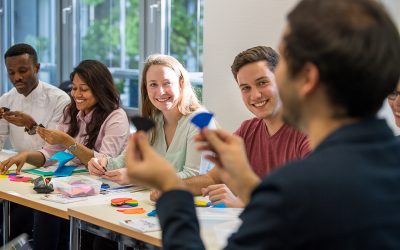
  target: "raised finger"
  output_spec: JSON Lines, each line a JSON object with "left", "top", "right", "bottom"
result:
{"left": 135, "top": 131, "right": 153, "bottom": 159}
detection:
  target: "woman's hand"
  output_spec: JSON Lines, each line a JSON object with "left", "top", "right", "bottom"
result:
{"left": 102, "top": 168, "right": 131, "bottom": 185}
{"left": 37, "top": 127, "right": 73, "bottom": 146}
{"left": 88, "top": 157, "right": 108, "bottom": 176}
{"left": 0, "top": 152, "right": 30, "bottom": 174}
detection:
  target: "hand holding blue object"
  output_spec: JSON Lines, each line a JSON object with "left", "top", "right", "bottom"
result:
{"left": 190, "top": 112, "right": 214, "bottom": 129}
{"left": 50, "top": 151, "right": 77, "bottom": 177}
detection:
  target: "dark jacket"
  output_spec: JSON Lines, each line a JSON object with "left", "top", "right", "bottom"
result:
{"left": 157, "top": 118, "right": 400, "bottom": 250}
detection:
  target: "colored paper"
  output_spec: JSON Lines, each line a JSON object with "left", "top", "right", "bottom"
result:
{"left": 8, "top": 176, "right": 32, "bottom": 182}
{"left": 117, "top": 208, "right": 146, "bottom": 214}
{"left": 111, "top": 198, "right": 139, "bottom": 207}
{"left": 212, "top": 203, "right": 227, "bottom": 208}
{"left": 191, "top": 112, "right": 214, "bottom": 129}
{"left": 54, "top": 165, "right": 77, "bottom": 177}
{"left": 147, "top": 210, "right": 157, "bottom": 217}
{"left": 50, "top": 151, "right": 75, "bottom": 166}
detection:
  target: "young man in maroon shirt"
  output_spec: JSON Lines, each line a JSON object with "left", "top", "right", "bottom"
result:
{"left": 151, "top": 46, "right": 310, "bottom": 207}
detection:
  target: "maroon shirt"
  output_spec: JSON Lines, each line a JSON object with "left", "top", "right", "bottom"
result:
{"left": 235, "top": 118, "right": 310, "bottom": 178}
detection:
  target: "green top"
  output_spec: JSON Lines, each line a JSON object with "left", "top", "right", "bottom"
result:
{"left": 107, "top": 109, "right": 217, "bottom": 178}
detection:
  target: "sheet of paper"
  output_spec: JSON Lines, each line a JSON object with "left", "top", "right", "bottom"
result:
{"left": 41, "top": 194, "right": 88, "bottom": 204}
{"left": 120, "top": 217, "right": 161, "bottom": 232}
{"left": 196, "top": 207, "right": 243, "bottom": 221}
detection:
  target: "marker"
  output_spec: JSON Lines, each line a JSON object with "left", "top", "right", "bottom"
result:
{"left": 108, "top": 184, "right": 135, "bottom": 190}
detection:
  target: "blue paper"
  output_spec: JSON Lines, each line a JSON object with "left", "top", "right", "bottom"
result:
{"left": 147, "top": 209, "right": 157, "bottom": 217}
{"left": 50, "top": 151, "right": 75, "bottom": 165}
{"left": 212, "top": 203, "right": 226, "bottom": 208}
{"left": 190, "top": 112, "right": 214, "bottom": 129}
{"left": 54, "top": 165, "right": 77, "bottom": 177}
{"left": 50, "top": 151, "right": 76, "bottom": 177}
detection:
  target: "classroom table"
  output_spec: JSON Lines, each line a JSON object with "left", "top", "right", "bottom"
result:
{"left": 0, "top": 150, "right": 238, "bottom": 250}
{"left": 68, "top": 193, "right": 240, "bottom": 250}
{"left": 68, "top": 191, "right": 161, "bottom": 250}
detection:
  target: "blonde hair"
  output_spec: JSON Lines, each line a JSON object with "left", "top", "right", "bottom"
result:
{"left": 141, "top": 54, "right": 201, "bottom": 143}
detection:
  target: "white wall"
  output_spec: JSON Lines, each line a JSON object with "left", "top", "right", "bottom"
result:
{"left": 203, "top": 0, "right": 400, "bottom": 134}
{"left": 203, "top": 0, "right": 299, "bottom": 132}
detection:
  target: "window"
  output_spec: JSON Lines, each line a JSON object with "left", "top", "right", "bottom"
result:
{"left": 0, "top": 0, "right": 57, "bottom": 89}
{"left": 0, "top": 0, "right": 204, "bottom": 107}
{"left": 170, "top": 0, "right": 204, "bottom": 100}
{"left": 78, "top": 0, "right": 140, "bottom": 107}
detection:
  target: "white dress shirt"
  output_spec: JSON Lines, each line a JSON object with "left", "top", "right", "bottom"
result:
{"left": 0, "top": 81, "right": 70, "bottom": 152}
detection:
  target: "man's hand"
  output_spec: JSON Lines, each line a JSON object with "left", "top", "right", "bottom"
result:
{"left": 88, "top": 157, "right": 108, "bottom": 176}
{"left": 125, "top": 131, "right": 185, "bottom": 192}
{"left": 0, "top": 107, "right": 10, "bottom": 119}
{"left": 0, "top": 152, "right": 29, "bottom": 174}
{"left": 149, "top": 190, "right": 161, "bottom": 202}
{"left": 102, "top": 168, "right": 131, "bottom": 185}
{"left": 2, "top": 111, "right": 36, "bottom": 128}
{"left": 202, "top": 184, "right": 244, "bottom": 208}
{"left": 196, "top": 128, "right": 260, "bottom": 204}
{"left": 36, "top": 127, "right": 73, "bottom": 145}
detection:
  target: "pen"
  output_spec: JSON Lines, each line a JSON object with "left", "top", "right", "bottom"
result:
{"left": 108, "top": 184, "right": 135, "bottom": 190}
{"left": 94, "top": 157, "right": 107, "bottom": 172}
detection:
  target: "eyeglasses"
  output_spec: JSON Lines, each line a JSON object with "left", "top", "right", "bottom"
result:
{"left": 388, "top": 91, "right": 400, "bottom": 100}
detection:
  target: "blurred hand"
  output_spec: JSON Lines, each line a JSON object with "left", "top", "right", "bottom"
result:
{"left": 37, "top": 127, "right": 73, "bottom": 145}
{"left": 202, "top": 184, "right": 244, "bottom": 208}
{"left": 102, "top": 168, "right": 130, "bottom": 185}
{"left": 0, "top": 107, "right": 10, "bottom": 119}
{"left": 88, "top": 157, "right": 108, "bottom": 176}
{"left": 0, "top": 152, "right": 29, "bottom": 174}
{"left": 2, "top": 111, "right": 36, "bottom": 128}
{"left": 125, "top": 132, "right": 184, "bottom": 192}
{"left": 196, "top": 128, "right": 260, "bottom": 204}
{"left": 149, "top": 190, "right": 161, "bottom": 202}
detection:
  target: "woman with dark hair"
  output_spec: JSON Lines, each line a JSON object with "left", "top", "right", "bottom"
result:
{"left": 0, "top": 59, "right": 129, "bottom": 171}
{"left": 0, "top": 59, "right": 129, "bottom": 250}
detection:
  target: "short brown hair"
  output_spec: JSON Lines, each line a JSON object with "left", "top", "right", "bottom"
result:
{"left": 231, "top": 46, "right": 279, "bottom": 82}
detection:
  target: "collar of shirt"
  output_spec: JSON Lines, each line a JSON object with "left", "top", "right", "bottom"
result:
{"left": 76, "top": 108, "right": 95, "bottom": 124}
{"left": 24, "top": 80, "right": 45, "bottom": 102}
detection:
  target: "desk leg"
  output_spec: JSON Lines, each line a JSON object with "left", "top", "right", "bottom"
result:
{"left": 69, "top": 217, "right": 80, "bottom": 250}
{"left": 2, "top": 199, "right": 10, "bottom": 246}
{"left": 117, "top": 242, "right": 126, "bottom": 250}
